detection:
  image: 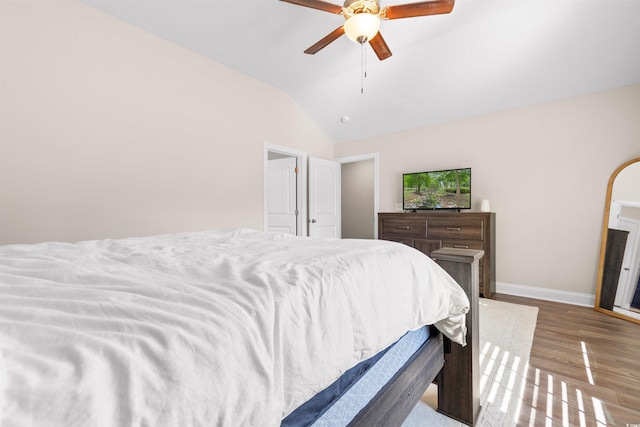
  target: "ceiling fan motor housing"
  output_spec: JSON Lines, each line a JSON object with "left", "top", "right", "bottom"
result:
{"left": 342, "top": 0, "right": 380, "bottom": 18}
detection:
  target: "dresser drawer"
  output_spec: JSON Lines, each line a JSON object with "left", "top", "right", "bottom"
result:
{"left": 441, "top": 239, "right": 483, "bottom": 250}
{"left": 381, "top": 218, "right": 427, "bottom": 236}
{"left": 427, "top": 218, "right": 484, "bottom": 240}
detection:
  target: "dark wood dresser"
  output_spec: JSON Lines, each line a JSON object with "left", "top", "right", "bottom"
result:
{"left": 378, "top": 211, "right": 496, "bottom": 298}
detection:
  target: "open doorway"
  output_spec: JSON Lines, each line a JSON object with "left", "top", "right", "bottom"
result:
{"left": 264, "top": 145, "right": 378, "bottom": 239}
{"left": 337, "top": 153, "right": 379, "bottom": 239}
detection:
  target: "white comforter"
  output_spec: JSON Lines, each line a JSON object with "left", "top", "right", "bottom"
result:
{"left": 0, "top": 229, "right": 469, "bottom": 427}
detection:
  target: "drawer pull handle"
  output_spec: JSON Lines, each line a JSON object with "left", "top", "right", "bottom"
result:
{"left": 446, "top": 227, "right": 461, "bottom": 231}
{"left": 396, "top": 226, "right": 410, "bottom": 230}
{"left": 454, "top": 245, "right": 469, "bottom": 249}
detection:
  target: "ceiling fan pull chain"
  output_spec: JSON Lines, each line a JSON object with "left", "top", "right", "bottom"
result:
{"left": 360, "top": 40, "right": 366, "bottom": 94}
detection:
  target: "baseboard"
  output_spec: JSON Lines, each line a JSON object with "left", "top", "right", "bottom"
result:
{"left": 496, "top": 282, "right": 595, "bottom": 307}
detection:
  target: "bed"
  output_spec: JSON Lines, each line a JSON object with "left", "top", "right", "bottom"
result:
{"left": 0, "top": 228, "right": 471, "bottom": 426}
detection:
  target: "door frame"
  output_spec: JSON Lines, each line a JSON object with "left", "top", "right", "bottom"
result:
{"left": 335, "top": 152, "right": 379, "bottom": 239}
{"left": 263, "top": 143, "right": 307, "bottom": 237}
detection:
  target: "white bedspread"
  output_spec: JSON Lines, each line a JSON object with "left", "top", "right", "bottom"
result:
{"left": 0, "top": 229, "right": 469, "bottom": 427}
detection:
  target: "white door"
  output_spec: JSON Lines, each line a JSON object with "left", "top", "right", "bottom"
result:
{"left": 267, "top": 157, "right": 298, "bottom": 235}
{"left": 308, "top": 157, "right": 341, "bottom": 238}
{"left": 614, "top": 217, "right": 640, "bottom": 308}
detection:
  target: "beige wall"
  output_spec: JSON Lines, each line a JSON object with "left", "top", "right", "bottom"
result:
{"left": 0, "top": 1, "right": 333, "bottom": 244}
{"left": 335, "top": 85, "right": 640, "bottom": 298}
{"left": 341, "top": 160, "right": 375, "bottom": 239}
{"left": 620, "top": 206, "right": 640, "bottom": 222}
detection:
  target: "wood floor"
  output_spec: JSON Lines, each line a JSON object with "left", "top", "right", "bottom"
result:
{"left": 495, "top": 294, "right": 640, "bottom": 427}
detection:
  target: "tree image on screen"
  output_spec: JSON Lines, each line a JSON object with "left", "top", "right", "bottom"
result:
{"left": 404, "top": 169, "right": 470, "bottom": 210}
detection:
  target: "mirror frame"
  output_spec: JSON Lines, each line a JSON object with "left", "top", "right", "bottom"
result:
{"left": 594, "top": 157, "right": 640, "bottom": 324}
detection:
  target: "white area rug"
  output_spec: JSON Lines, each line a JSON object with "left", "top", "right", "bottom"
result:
{"left": 403, "top": 298, "right": 539, "bottom": 427}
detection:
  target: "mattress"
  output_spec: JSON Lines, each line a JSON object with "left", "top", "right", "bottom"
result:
{"left": 282, "top": 326, "right": 431, "bottom": 427}
{"left": 0, "top": 229, "right": 468, "bottom": 426}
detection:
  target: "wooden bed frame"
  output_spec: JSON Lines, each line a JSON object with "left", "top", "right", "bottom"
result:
{"left": 347, "top": 248, "right": 483, "bottom": 427}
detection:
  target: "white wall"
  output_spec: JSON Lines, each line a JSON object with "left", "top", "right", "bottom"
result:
{"left": 334, "top": 85, "right": 640, "bottom": 298}
{"left": 0, "top": 0, "right": 333, "bottom": 244}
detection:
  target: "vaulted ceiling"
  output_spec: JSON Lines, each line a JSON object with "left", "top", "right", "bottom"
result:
{"left": 81, "top": 0, "right": 640, "bottom": 143}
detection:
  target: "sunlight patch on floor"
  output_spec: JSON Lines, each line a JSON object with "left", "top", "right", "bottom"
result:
{"left": 480, "top": 343, "right": 500, "bottom": 396}
{"left": 581, "top": 341, "right": 595, "bottom": 385}
{"left": 519, "top": 364, "right": 610, "bottom": 426}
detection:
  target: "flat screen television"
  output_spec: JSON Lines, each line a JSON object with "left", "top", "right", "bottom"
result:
{"left": 403, "top": 167, "right": 471, "bottom": 211}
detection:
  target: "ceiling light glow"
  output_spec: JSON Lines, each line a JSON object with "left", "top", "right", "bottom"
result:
{"left": 344, "top": 13, "right": 380, "bottom": 43}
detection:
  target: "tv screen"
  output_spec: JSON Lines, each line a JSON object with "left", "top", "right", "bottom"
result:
{"left": 403, "top": 168, "right": 471, "bottom": 211}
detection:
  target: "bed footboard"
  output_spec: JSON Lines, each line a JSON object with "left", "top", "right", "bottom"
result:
{"left": 432, "top": 248, "right": 483, "bottom": 426}
{"left": 349, "top": 248, "right": 482, "bottom": 427}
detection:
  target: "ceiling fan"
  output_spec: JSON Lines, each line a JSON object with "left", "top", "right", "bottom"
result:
{"left": 280, "top": 0, "right": 455, "bottom": 60}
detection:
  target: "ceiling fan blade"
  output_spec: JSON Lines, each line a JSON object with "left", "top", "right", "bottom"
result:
{"left": 304, "top": 26, "right": 345, "bottom": 55}
{"left": 382, "top": 0, "right": 454, "bottom": 20}
{"left": 369, "top": 32, "right": 392, "bottom": 61}
{"left": 279, "top": 0, "right": 343, "bottom": 14}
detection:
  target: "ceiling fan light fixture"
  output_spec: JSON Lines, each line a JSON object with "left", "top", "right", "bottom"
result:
{"left": 344, "top": 13, "right": 380, "bottom": 44}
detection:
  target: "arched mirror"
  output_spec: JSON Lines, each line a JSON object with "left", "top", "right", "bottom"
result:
{"left": 594, "top": 158, "right": 640, "bottom": 324}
